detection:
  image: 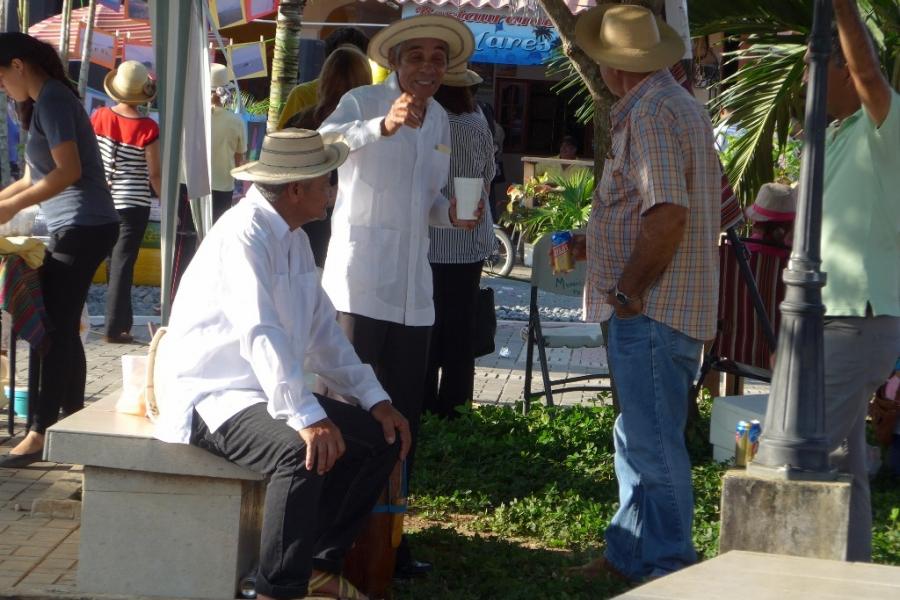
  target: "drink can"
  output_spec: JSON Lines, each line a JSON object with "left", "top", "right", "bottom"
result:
{"left": 551, "top": 231, "right": 574, "bottom": 274}
{"left": 734, "top": 420, "right": 751, "bottom": 467}
{"left": 748, "top": 420, "right": 762, "bottom": 463}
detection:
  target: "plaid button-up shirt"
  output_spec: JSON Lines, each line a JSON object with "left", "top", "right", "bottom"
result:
{"left": 585, "top": 70, "right": 721, "bottom": 341}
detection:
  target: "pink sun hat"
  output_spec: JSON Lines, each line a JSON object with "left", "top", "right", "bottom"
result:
{"left": 746, "top": 182, "right": 797, "bottom": 223}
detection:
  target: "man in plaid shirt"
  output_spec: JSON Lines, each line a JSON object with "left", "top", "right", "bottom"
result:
{"left": 569, "top": 5, "right": 721, "bottom": 583}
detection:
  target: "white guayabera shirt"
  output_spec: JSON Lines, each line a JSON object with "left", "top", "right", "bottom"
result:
{"left": 319, "top": 73, "right": 453, "bottom": 327}
{"left": 153, "top": 187, "right": 389, "bottom": 444}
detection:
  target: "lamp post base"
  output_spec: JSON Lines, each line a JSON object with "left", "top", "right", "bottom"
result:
{"left": 719, "top": 469, "right": 851, "bottom": 560}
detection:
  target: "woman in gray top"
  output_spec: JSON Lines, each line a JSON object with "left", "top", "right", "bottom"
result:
{"left": 0, "top": 33, "right": 119, "bottom": 467}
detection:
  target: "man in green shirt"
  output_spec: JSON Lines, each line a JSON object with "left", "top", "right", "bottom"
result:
{"left": 817, "top": 0, "right": 900, "bottom": 561}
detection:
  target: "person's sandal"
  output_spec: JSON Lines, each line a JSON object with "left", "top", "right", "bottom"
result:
{"left": 307, "top": 573, "right": 368, "bottom": 600}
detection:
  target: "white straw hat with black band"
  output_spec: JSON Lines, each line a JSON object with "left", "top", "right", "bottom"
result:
{"left": 231, "top": 129, "right": 349, "bottom": 185}
{"left": 368, "top": 15, "right": 475, "bottom": 71}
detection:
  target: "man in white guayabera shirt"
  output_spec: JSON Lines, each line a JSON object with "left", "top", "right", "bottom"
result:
{"left": 318, "top": 14, "right": 481, "bottom": 577}
{"left": 153, "top": 129, "right": 411, "bottom": 600}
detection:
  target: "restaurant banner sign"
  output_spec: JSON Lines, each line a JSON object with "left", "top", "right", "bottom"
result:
{"left": 401, "top": 4, "right": 559, "bottom": 66}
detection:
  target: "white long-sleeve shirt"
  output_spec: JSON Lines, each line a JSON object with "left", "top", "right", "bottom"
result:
{"left": 153, "top": 187, "right": 389, "bottom": 444}
{"left": 319, "top": 74, "right": 453, "bottom": 326}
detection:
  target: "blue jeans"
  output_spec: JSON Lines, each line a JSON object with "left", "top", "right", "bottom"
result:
{"left": 604, "top": 314, "right": 702, "bottom": 580}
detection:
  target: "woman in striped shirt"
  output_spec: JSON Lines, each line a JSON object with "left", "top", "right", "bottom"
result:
{"left": 424, "top": 66, "right": 496, "bottom": 419}
{"left": 91, "top": 60, "right": 160, "bottom": 343}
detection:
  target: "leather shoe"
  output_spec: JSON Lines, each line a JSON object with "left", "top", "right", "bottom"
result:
{"left": 104, "top": 332, "right": 134, "bottom": 344}
{"left": 394, "top": 558, "right": 433, "bottom": 580}
{"left": 0, "top": 450, "right": 44, "bottom": 469}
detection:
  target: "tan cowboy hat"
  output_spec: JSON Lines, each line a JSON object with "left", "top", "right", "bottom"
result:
{"left": 575, "top": 4, "right": 685, "bottom": 73}
{"left": 443, "top": 63, "right": 482, "bottom": 87}
{"left": 231, "top": 129, "right": 349, "bottom": 185}
{"left": 210, "top": 63, "right": 230, "bottom": 89}
{"left": 746, "top": 183, "right": 797, "bottom": 223}
{"left": 368, "top": 15, "right": 475, "bottom": 71}
{"left": 104, "top": 60, "right": 157, "bottom": 104}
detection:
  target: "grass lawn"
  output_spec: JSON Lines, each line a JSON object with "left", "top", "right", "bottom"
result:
{"left": 393, "top": 395, "right": 900, "bottom": 599}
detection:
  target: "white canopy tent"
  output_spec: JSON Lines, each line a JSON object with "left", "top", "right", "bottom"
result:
{"left": 150, "top": 1, "right": 211, "bottom": 323}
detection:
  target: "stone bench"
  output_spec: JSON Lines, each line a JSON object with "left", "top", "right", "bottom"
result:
{"left": 45, "top": 392, "right": 265, "bottom": 599}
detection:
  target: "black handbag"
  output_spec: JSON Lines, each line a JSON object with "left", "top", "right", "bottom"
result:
{"left": 473, "top": 287, "right": 497, "bottom": 358}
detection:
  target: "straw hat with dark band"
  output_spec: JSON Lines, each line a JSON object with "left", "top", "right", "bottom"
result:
{"left": 104, "top": 60, "right": 157, "bottom": 104}
{"left": 443, "top": 63, "right": 482, "bottom": 87}
{"left": 575, "top": 4, "right": 685, "bottom": 73}
{"left": 368, "top": 15, "right": 475, "bottom": 71}
{"left": 231, "top": 129, "right": 349, "bottom": 185}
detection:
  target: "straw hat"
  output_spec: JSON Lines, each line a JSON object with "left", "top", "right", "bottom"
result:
{"left": 443, "top": 63, "right": 482, "bottom": 87}
{"left": 746, "top": 183, "right": 797, "bottom": 223}
{"left": 104, "top": 60, "right": 157, "bottom": 104}
{"left": 368, "top": 15, "right": 475, "bottom": 71}
{"left": 231, "top": 129, "right": 349, "bottom": 185}
{"left": 210, "top": 63, "right": 230, "bottom": 89}
{"left": 575, "top": 4, "right": 685, "bottom": 73}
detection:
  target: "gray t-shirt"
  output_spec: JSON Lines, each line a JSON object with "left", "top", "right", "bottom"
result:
{"left": 25, "top": 79, "right": 118, "bottom": 233}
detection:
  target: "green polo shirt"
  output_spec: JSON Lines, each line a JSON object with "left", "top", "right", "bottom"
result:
{"left": 821, "top": 91, "right": 900, "bottom": 317}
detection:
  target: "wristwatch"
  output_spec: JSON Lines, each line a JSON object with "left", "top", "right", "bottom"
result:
{"left": 613, "top": 285, "right": 632, "bottom": 307}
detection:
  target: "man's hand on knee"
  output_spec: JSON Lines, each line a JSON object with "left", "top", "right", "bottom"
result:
{"left": 300, "top": 419, "right": 346, "bottom": 475}
{"left": 370, "top": 400, "right": 411, "bottom": 461}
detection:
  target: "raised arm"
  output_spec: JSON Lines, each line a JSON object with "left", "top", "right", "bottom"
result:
{"left": 833, "top": 0, "right": 892, "bottom": 126}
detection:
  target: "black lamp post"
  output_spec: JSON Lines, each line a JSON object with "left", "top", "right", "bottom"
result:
{"left": 748, "top": 0, "right": 836, "bottom": 480}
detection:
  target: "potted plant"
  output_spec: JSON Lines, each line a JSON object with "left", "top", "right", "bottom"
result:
{"left": 501, "top": 169, "right": 595, "bottom": 265}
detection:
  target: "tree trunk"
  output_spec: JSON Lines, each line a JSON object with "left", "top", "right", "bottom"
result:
{"left": 58, "top": 0, "right": 73, "bottom": 63}
{"left": 77, "top": 0, "right": 97, "bottom": 100}
{"left": 538, "top": 0, "right": 622, "bottom": 178}
{"left": 266, "top": 0, "right": 305, "bottom": 132}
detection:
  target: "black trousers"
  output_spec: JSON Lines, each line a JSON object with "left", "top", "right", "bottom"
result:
{"left": 424, "top": 262, "right": 482, "bottom": 419}
{"left": 190, "top": 397, "right": 399, "bottom": 599}
{"left": 327, "top": 313, "right": 431, "bottom": 477}
{"left": 105, "top": 205, "right": 150, "bottom": 336}
{"left": 33, "top": 222, "right": 119, "bottom": 433}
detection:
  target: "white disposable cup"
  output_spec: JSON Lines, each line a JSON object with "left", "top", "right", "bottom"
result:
{"left": 454, "top": 177, "right": 481, "bottom": 220}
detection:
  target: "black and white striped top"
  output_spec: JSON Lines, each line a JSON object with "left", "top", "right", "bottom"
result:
{"left": 428, "top": 110, "right": 496, "bottom": 264}
{"left": 90, "top": 107, "right": 159, "bottom": 210}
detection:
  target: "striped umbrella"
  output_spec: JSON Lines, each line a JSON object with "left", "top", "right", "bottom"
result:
{"left": 29, "top": 4, "right": 152, "bottom": 56}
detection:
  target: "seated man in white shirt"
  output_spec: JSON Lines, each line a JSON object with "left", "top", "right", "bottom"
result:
{"left": 153, "top": 129, "right": 410, "bottom": 600}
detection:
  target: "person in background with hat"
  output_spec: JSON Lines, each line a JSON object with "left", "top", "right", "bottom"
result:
{"left": 318, "top": 14, "right": 479, "bottom": 578}
{"left": 209, "top": 63, "right": 246, "bottom": 222}
{"left": 567, "top": 4, "right": 721, "bottom": 582}
{"left": 153, "top": 129, "right": 410, "bottom": 600}
{"left": 744, "top": 182, "right": 796, "bottom": 258}
{"left": 91, "top": 60, "right": 161, "bottom": 344}
{"left": 0, "top": 33, "right": 119, "bottom": 468}
{"left": 424, "top": 63, "right": 495, "bottom": 420}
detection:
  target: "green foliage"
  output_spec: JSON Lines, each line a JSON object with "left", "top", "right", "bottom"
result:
{"left": 239, "top": 91, "right": 269, "bottom": 117}
{"left": 547, "top": 48, "right": 595, "bottom": 125}
{"left": 691, "top": 0, "right": 900, "bottom": 203}
{"left": 403, "top": 395, "right": 900, "bottom": 598}
{"left": 502, "top": 169, "right": 595, "bottom": 239}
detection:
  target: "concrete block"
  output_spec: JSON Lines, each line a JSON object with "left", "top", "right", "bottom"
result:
{"left": 719, "top": 469, "right": 851, "bottom": 560}
{"left": 78, "top": 466, "right": 264, "bottom": 599}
